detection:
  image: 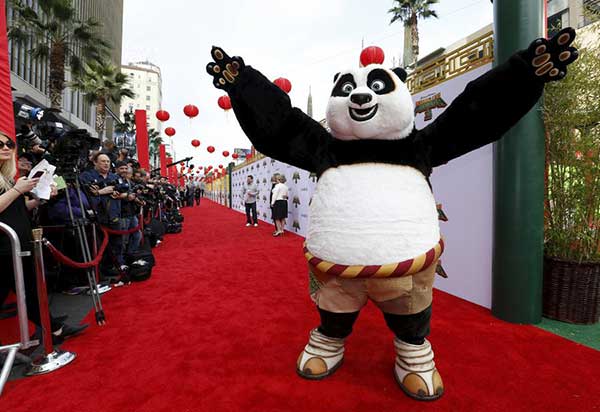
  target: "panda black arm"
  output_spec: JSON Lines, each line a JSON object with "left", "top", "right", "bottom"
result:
{"left": 206, "top": 47, "right": 332, "bottom": 173}
{"left": 418, "top": 28, "right": 578, "bottom": 167}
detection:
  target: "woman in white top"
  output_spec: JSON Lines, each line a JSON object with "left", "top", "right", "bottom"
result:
{"left": 271, "top": 174, "right": 289, "bottom": 236}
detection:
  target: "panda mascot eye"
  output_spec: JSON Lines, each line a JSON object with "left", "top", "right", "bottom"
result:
{"left": 341, "top": 82, "right": 355, "bottom": 94}
{"left": 369, "top": 80, "right": 386, "bottom": 92}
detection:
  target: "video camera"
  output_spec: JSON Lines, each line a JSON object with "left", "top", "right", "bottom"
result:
{"left": 50, "top": 129, "right": 101, "bottom": 182}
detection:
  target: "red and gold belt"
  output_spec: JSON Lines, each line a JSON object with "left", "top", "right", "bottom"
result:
{"left": 304, "top": 238, "right": 444, "bottom": 279}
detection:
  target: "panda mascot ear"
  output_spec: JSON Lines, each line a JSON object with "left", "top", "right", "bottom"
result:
{"left": 333, "top": 72, "right": 340, "bottom": 83}
{"left": 392, "top": 67, "right": 408, "bottom": 83}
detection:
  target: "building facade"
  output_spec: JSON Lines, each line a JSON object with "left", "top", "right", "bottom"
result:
{"left": 548, "top": 0, "right": 599, "bottom": 34}
{"left": 7, "top": 0, "right": 124, "bottom": 137}
{"left": 120, "top": 62, "right": 163, "bottom": 134}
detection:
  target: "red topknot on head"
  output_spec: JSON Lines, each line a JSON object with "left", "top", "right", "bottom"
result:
{"left": 360, "top": 46, "right": 385, "bottom": 67}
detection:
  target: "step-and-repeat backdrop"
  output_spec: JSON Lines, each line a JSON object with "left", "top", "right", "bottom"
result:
{"left": 231, "top": 158, "right": 317, "bottom": 237}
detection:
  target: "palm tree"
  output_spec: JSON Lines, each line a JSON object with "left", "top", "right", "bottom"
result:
{"left": 148, "top": 129, "right": 163, "bottom": 168}
{"left": 8, "top": 0, "right": 111, "bottom": 109}
{"left": 70, "top": 60, "right": 135, "bottom": 139}
{"left": 389, "top": 0, "right": 439, "bottom": 68}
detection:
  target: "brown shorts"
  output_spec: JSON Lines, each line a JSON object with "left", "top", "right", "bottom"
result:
{"left": 309, "top": 260, "right": 437, "bottom": 315}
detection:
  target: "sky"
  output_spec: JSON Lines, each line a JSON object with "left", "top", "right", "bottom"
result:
{"left": 121, "top": 0, "right": 494, "bottom": 169}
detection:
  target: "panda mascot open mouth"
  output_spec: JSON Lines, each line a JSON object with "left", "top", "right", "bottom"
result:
{"left": 348, "top": 104, "right": 378, "bottom": 122}
{"left": 327, "top": 66, "right": 413, "bottom": 140}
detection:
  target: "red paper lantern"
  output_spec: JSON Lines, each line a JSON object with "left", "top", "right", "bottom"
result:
{"left": 156, "top": 110, "right": 170, "bottom": 122}
{"left": 274, "top": 77, "right": 292, "bottom": 93}
{"left": 360, "top": 46, "right": 385, "bottom": 67}
{"left": 191, "top": 139, "right": 200, "bottom": 147}
{"left": 222, "top": 150, "right": 230, "bottom": 157}
{"left": 232, "top": 153, "right": 239, "bottom": 159}
{"left": 183, "top": 104, "right": 199, "bottom": 118}
{"left": 218, "top": 95, "right": 232, "bottom": 110}
{"left": 219, "top": 164, "right": 223, "bottom": 169}
{"left": 207, "top": 146, "right": 215, "bottom": 153}
{"left": 165, "top": 127, "right": 176, "bottom": 137}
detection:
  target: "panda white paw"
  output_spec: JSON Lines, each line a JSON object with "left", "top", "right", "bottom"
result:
{"left": 526, "top": 27, "right": 578, "bottom": 82}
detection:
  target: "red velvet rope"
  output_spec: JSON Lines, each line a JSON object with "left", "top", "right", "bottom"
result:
{"left": 43, "top": 216, "right": 144, "bottom": 269}
{"left": 44, "top": 227, "right": 109, "bottom": 269}
{"left": 101, "top": 221, "right": 142, "bottom": 235}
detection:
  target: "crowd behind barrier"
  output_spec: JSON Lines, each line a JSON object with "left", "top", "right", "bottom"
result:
{"left": 0, "top": 122, "right": 202, "bottom": 392}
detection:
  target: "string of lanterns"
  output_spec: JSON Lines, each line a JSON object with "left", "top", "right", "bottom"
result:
{"left": 152, "top": 74, "right": 294, "bottom": 182}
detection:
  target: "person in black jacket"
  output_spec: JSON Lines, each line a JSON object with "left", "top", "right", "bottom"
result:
{"left": 0, "top": 132, "right": 86, "bottom": 343}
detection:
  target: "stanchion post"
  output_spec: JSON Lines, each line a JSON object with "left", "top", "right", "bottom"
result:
{"left": 31, "top": 228, "right": 54, "bottom": 355}
{"left": 26, "top": 227, "right": 76, "bottom": 376}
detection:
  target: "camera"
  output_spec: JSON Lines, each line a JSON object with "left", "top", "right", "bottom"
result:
{"left": 50, "top": 129, "right": 101, "bottom": 182}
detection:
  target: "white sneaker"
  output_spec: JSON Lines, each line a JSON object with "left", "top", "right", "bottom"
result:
{"left": 246, "top": 223, "right": 251, "bottom": 227}
{"left": 253, "top": 223, "right": 258, "bottom": 227}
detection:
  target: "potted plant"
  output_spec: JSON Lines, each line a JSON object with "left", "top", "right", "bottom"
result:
{"left": 543, "top": 22, "right": 600, "bottom": 324}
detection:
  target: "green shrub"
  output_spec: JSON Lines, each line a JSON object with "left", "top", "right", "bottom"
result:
{"left": 544, "top": 23, "right": 600, "bottom": 262}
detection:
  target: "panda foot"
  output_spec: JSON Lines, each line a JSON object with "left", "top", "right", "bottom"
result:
{"left": 296, "top": 328, "right": 345, "bottom": 380}
{"left": 393, "top": 338, "right": 444, "bottom": 401}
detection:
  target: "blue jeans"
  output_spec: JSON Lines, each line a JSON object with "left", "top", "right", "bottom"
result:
{"left": 120, "top": 216, "right": 141, "bottom": 255}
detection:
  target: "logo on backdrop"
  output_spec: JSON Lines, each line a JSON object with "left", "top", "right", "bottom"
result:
{"left": 415, "top": 92, "right": 448, "bottom": 122}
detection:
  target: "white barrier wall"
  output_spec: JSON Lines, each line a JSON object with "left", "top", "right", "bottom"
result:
{"left": 231, "top": 63, "right": 494, "bottom": 308}
{"left": 413, "top": 64, "right": 494, "bottom": 309}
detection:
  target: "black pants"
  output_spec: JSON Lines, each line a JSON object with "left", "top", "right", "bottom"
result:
{"left": 195, "top": 196, "right": 201, "bottom": 206}
{"left": 245, "top": 202, "right": 257, "bottom": 224}
{"left": 317, "top": 305, "right": 432, "bottom": 345}
{"left": 0, "top": 254, "right": 62, "bottom": 331}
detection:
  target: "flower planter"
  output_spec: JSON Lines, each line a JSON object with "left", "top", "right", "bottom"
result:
{"left": 543, "top": 256, "right": 600, "bottom": 324}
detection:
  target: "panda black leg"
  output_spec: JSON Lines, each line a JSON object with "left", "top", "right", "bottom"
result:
{"left": 296, "top": 308, "right": 359, "bottom": 380}
{"left": 383, "top": 305, "right": 431, "bottom": 344}
{"left": 318, "top": 307, "right": 360, "bottom": 339}
{"left": 385, "top": 306, "right": 444, "bottom": 400}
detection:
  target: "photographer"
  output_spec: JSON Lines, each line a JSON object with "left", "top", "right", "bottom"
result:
{"left": 116, "top": 162, "right": 141, "bottom": 255}
{"left": 79, "top": 153, "right": 126, "bottom": 275}
{"left": 16, "top": 124, "right": 46, "bottom": 158}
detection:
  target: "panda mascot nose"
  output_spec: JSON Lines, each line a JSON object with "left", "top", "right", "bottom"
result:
{"left": 350, "top": 93, "right": 372, "bottom": 106}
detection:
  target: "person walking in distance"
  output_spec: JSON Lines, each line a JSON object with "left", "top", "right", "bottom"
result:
{"left": 243, "top": 175, "right": 258, "bottom": 227}
{"left": 271, "top": 174, "right": 289, "bottom": 236}
{"left": 269, "top": 173, "right": 280, "bottom": 235}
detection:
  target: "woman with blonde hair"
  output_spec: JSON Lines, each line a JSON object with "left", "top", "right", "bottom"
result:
{"left": 0, "top": 132, "right": 86, "bottom": 342}
{"left": 271, "top": 174, "right": 289, "bottom": 236}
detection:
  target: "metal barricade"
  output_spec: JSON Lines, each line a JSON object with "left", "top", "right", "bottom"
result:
{"left": 0, "top": 222, "right": 36, "bottom": 396}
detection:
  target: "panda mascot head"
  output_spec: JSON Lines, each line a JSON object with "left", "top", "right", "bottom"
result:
{"left": 326, "top": 65, "right": 413, "bottom": 141}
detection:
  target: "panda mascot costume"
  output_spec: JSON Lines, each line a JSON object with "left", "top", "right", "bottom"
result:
{"left": 206, "top": 28, "right": 578, "bottom": 401}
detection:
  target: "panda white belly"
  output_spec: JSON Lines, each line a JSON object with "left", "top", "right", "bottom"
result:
{"left": 306, "top": 163, "right": 440, "bottom": 266}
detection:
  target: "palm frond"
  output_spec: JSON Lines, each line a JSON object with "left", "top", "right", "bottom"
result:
{"left": 31, "top": 43, "right": 51, "bottom": 60}
{"left": 7, "top": 26, "right": 30, "bottom": 43}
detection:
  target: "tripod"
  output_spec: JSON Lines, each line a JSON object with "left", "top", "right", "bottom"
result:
{"left": 62, "top": 174, "right": 106, "bottom": 325}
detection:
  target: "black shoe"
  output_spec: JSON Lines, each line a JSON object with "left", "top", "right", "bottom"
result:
{"left": 53, "top": 323, "right": 89, "bottom": 344}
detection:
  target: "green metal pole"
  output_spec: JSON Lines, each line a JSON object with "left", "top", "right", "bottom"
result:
{"left": 492, "top": 0, "right": 545, "bottom": 323}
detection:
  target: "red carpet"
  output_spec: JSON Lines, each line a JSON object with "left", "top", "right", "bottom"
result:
{"left": 2, "top": 200, "right": 600, "bottom": 411}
